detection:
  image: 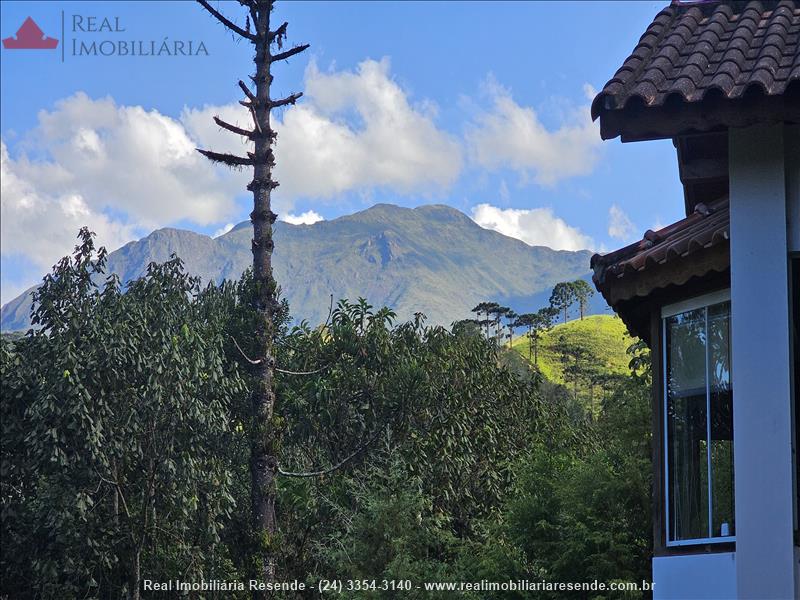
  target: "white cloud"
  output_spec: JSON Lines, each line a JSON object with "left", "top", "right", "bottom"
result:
{"left": 281, "top": 210, "right": 324, "bottom": 225}
{"left": 180, "top": 102, "right": 253, "bottom": 173}
{"left": 1, "top": 92, "right": 247, "bottom": 286}
{"left": 26, "top": 93, "right": 241, "bottom": 228}
{"left": 608, "top": 203, "right": 636, "bottom": 241}
{"left": 1, "top": 66, "right": 604, "bottom": 306}
{"left": 3, "top": 61, "right": 461, "bottom": 300}
{"left": 183, "top": 58, "right": 462, "bottom": 203}
{"left": 212, "top": 223, "right": 235, "bottom": 238}
{"left": 466, "top": 80, "right": 602, "bottom": 186}
{"left": 1, "top": 140, "right": 137, "bottom": 277}
{"left": 470, "top": 203, "right": 593, "bottom": 251}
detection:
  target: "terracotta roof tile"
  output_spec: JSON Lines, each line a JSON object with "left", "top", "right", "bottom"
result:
{"left": 591, "top": 196, "right": 730, "bottom": 305}
{"left": 591, "top": 0, "right": 800, "bottom": 119}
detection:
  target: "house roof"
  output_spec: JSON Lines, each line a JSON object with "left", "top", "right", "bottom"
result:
{"left": 591, "top": 196, "right": 730, "bottom": 325}
{"left": 592, "top": 0, "right": 800, "bottom": 141}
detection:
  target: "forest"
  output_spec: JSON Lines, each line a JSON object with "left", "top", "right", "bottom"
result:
{"left": 1, "top": 2, "right": 654, "bottom": 597}
{"left": 0, "top": 230, "right": 653, "bottom": 598}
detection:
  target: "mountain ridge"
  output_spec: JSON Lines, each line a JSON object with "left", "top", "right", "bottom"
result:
{"left": 1, "top": 203, "right": 603, "bottom": 331}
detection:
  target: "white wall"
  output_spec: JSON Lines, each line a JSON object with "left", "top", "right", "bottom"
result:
{"left": 653, "top": 553, "right": 736, "bottom": 599}
{"left": 729, "top": 124, "right": 795, "bottom": 599}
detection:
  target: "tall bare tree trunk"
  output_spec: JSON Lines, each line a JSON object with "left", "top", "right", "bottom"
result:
{"left": 250, "top": 5, "right": 278, "bottom": 583}
{"left": 196, "top": 0, "right": 307, "bottom": 591}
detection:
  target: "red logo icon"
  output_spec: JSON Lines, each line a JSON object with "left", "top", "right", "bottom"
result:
{"left": 2, "top": 17, "right": 59, "bottom": 50}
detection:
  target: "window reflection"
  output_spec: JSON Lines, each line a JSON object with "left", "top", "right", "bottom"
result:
{"left": 709, "top": 302, "right": 734, "bottom": 538}
{"left": 665, "top": 300, "right": 733, "bottom": 543}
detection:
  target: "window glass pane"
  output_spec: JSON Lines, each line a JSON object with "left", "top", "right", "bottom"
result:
{"left": 793, "top": 259, "right": 800, "bottom": 536}
{"left": 666, "top": 307, "right": 709, "bottom": 541}
{"left": 709, "top": 301, "right": 734, "bottom": 537}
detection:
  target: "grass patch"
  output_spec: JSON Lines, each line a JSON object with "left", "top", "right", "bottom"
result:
{"left": 511, "top": 314, "right": 634, "bottom": 385}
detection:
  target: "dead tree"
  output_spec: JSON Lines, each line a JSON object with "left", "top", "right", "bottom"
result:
{"left": 196, "top": 0, "right": 308, "bottom": 587}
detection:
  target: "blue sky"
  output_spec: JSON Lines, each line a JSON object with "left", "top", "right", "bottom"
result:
{"left": 0, "top": 0, "right": 684, "bottom": 304}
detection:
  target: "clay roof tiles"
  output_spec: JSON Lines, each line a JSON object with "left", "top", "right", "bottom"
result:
{"left": 591, "top": 196, "right": 730, "bottom": 305}
{"left": 591, "top": 1, "right": 800, "bottom": 118}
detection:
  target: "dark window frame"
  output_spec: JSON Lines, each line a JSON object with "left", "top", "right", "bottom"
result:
{"left": 791, "top": 254, "right": 799, "bottom": 545}
{"left": 661, "top": 290, "right": 734, "bottom": 547}
{"left": 647, "top": 274, "right": 735, "bottom": 557}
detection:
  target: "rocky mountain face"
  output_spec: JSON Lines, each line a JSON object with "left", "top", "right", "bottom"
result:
{"left": 1, "top": 203, "right": 604, "bottom": 331}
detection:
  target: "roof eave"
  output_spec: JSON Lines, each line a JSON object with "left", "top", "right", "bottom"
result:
{"left": 595, "top": 88, "right": 800, "bottom": 142}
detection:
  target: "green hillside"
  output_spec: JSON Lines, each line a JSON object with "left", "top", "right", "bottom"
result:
{"left": 511, "top": 314, "right": 635, "bottom": 385}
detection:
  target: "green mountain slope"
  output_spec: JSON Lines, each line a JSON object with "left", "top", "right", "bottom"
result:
{"left": 2, "top": 203, "right": 602, "bottom": 331}
{"left": 511, "top": 314, "right": 634, "bottom": 384}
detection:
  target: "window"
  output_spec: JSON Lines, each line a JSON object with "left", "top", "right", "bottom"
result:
{"left": 663, "top": 290, "right": 734, "bottom": 546}
{"left": 791, "top": 257, "right": 799, "bottom": 539}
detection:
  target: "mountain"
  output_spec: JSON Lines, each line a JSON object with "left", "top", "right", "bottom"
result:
{"left": 1, "top": 203, "right": 602, "bottom": 331}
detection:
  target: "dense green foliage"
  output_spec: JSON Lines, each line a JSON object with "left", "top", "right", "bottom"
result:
{"left": 1, "top": 231, "right": 246, "bottom": 596}
{"left": 297, "top": 356, "right": 653, "bottom": 599}
{"left": 1, "top": 233, "right": 652, "bottom": 598}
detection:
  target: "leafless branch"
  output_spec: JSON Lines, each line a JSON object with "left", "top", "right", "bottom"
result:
{"left": 238, "top": 101, "right": 262, "bottom": 134}
{"left": 196, "top": 0, "right": 258, "bottom": 42}
{"left": 269, "top": 21, "right": 288, "bottom": 45}
{"left": 197, "top": 149, "right": 254, "bottom": 167}
{"left": 231, "top": 335, "right": 262, "bottom": 365}
{"left": 238, "top": 80, "right": 257, "bottom": 102}
{"left": 278, "top": 423, "right": 386, "bottom": 478}
{"left": 270, "top": 92, "right": 303, "bottom": 109}
{"left": 214, "top": 116, "right": 256, "bottom": 138}
{"left": 271, "top": 44, "right": 310, "bottom": 62}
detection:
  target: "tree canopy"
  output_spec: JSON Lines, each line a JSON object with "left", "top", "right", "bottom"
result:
{"left": 571, "top": 279, "right": 596, "bottom": 320}
{"left": 1, "top": 230, "right": 245, "bottom": 596}
{"left": 1, "top": 237, "right": 652, "bottom": 598}
{"left": 549, "top": 282, "right": 576, "bottom": 324}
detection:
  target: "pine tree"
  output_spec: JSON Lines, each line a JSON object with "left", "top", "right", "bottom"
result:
{"left": 549, "top": 282, "right": 576, "bottom": 324}
{"left": 571, "top": 279, "right": 595, "bottom": 320}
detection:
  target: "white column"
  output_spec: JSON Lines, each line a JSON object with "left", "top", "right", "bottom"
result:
{"left": 729, "top": 123, "right": 795, "bottom": 599}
